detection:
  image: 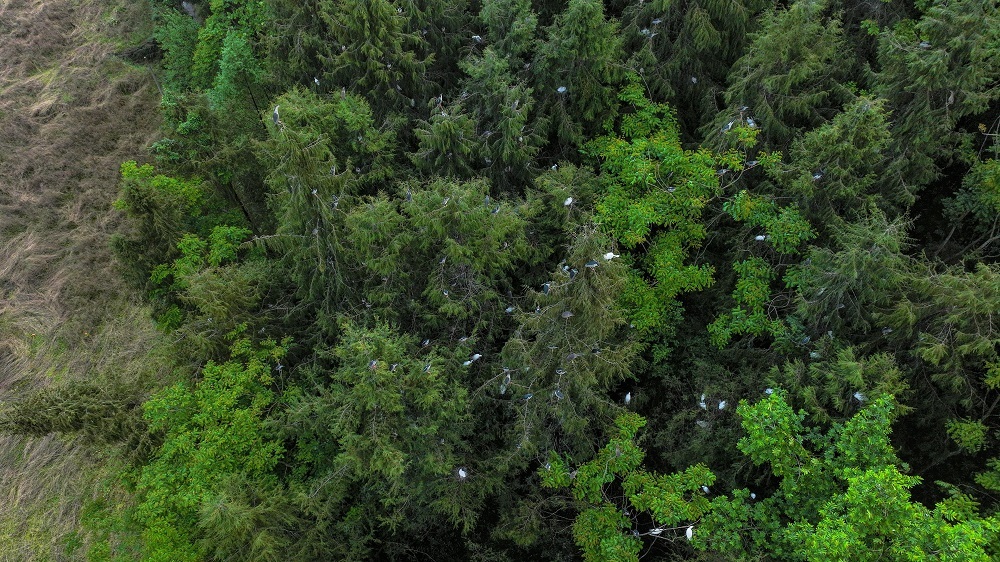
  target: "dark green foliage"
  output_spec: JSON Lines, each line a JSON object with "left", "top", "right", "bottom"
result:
{"left": 715, "top": 0, "right": 854, "bottom": 149}
{"left": 412, "top": 100, "right": 482, "bottom": 178}
{"left": 459, "top": 45, "right": 544, "bottom": 191}
{"left": 622, "top": 0, "right": 773, "bottom": 135}
{"left": 315, "top": 0, "right": 433, "bottom": 111}
{"left": 533, "top": 0, "right": 624, "bottom": 151}
{"left": 785, "top": 211, "right": 911, "bottom": 338}
{"left": 777, "top": 96, "right": 896, "bottom": 229}
{"left": 0, "top": 380, "right": 144, "bottom": 445}
{"left": 153, "top": 8, "right": 201, "bottom": 91}
{"left": 275, "top": 320, "right": 477, "bottom": 558}
{"left": 939, "top": 157, "right": 1000, "bottom": 259}
{"left": 44, "top": 0, "right": 1000, "bottom": 558}
{"left": 499, "top": 225, "right": 641, "bottom": 461}
{"left": 873, "top": 0, "right": 1000, "bottom": 198}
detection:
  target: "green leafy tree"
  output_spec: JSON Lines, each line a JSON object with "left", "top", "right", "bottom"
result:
{"left": 189, "top": 0, "right": 272, "bottom": 91}
{"left": 0, "top": 380, "right": 145, "bottom": 446}
{"left": 135, "top": 334, "right": 289, "bottom": 561}
{"left": 479, "top": 0, "right": 538, "bottom": 61}
{"left": 547, "top": 392, "right": 1000, "bottom": 561}
{"left": 587, "top": 79, "right": 719, "bottom": 357}
{"left": 149, "top": 225, "right": 268, "bottom": 358}
{"left": 112, "top": 161, "right": 220, "bottom": 290}
{"left": 785, "top": 210, "right": 910, "bottom": 339}
{"left": 338, "top": 177, "right": 531, "bottom": 340}
{"left": 498, "top": 225, "right": 641, "bottom": 462}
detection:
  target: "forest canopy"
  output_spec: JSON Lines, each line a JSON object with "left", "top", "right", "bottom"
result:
{"left": 5, "top": 0, "right": 1000, "bottom": 559}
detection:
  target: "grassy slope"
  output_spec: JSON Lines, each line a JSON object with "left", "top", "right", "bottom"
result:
{"left": 0, "top": 0, "right": 167, "bottom": 558}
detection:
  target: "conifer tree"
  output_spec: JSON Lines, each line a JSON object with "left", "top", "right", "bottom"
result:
{"left": 276, "top": 320, "right": 477, "bottom": 558}
{"left": 620, "top": 0, "right": 772, "bottom": 135}
{"left": 315, "top": 0, "right": 433, "bottom": 113}
{"left": 337, "top": 177, "right": 530, "bottom": 340}
{"left": 412, "top": 99, "right": 482, "bottom": 178}
{"left": 460, "top": 47, "right": 544, "bottom": 191}
{"left": 711, "top": 0, "right": 854, "bottom": 150}
{"left": 872, "top": 0, "right": 1000, "bottom": 199}
{"left": 533, "top": 0, "right": 624, "bottom": 153}
{"left": 256, "top": 88, "right": 396, "bottom": 336}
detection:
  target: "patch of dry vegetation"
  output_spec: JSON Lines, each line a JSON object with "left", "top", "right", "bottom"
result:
{"left": 0, "top": 0, "right": 169, "bottom": 558}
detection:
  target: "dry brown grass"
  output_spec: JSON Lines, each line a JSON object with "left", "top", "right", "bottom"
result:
{"left": 0, "top": 0, "right": 170, "bottom": 558}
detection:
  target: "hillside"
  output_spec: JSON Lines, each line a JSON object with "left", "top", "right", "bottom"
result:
{"left": 2, "top": 0, "right": 1000, "bottom": 560}
{"left": 0, "top": 0, "right": 164, "bottom": 558}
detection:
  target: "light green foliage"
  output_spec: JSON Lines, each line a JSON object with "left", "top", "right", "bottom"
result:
{"left": 555, "top": 392, "right": 999, "bottom": 561}
{"left": 136, "top": 334, "right": 288, "bottom": 561}
{"left": 190, "top": 0, "right": 271, "bottom": 90}
{"left": 728, "top": 394, "right": 997, "bottom": 559}
{"left": 539, "top": 412, "right": 712, "bottom": 562}
{"left": 112, "top": 161, "right": 212, "bottom": 289}
{"left": 542, "top": 413, "right": 713, "bottom": 562}
{"left": 147, "top": 225, "right": 265, "bottom": 356}
{"left": 947, "top": 418, "right": 989, "bottom": 453}
{"left": 709, "top": 257, "right": 785, "bottom": 346}
{"left": 589, "top": 79, "right": 718, "bottom": 342}
{"left": 708, "top": 186, "right": 815, "bottom": 347}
